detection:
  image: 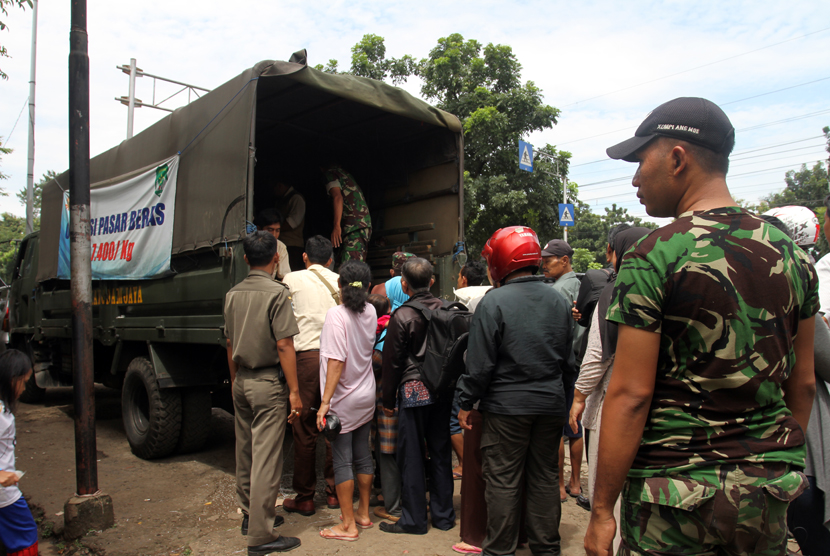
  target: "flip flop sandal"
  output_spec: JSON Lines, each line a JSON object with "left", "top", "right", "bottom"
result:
{"left": 320, "top": 528, "right": 359, "bottom": 541}
{"left": 453, "top": 471, "right": 463, "bottom": 480}
{"left": 339, "top": 515, "right": 374, "bottom": 529}
{"left": 452, "top": 543, "right": 482, "bottom": 554}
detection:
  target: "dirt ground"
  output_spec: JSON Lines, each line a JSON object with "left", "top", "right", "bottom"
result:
{"left": 14, "top": 386, "right": 591, "bottom": 556}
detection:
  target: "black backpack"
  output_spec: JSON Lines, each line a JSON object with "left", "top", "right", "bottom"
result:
{"left": 574, "top": 267, "right": 615, "bottom": 328}
{"left": 402, "top": 300, "right": 473, "bottom": 397}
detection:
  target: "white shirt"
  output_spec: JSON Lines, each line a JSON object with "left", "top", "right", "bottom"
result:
{"left": 0, "top": 404, "right": 22, "bottom": 509}
{"left": 454, "top": 285, "right": 492, "bottom": 313}
{"left": 283, "top": 264, "right": 340, "bottom": 351}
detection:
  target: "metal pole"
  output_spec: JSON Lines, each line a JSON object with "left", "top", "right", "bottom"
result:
{"left": 562, "top": 166, "right": 568, "bottom": 243}
{"left": 25, "top": 0, "right": 38, "bottom": 235}
{"left": 127, "top": 58, "right": 136, "bottom": 139}
{"left": 69, "top": 0, "right": 98, "bottom": 496}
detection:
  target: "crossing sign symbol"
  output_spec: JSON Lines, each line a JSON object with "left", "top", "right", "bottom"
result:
{"left": 519, "top": 140, "right": 533, "bottom": 172}
{"left": 559, "top": 203, "right": 575, "bottom": 227}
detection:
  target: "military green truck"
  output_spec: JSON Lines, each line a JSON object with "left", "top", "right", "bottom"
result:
{"left": 8, "top": 50, "right": 465, "bottom": 459}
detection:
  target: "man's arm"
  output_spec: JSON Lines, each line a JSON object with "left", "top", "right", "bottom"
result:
{"left": 456, "top": 305, "right": 499, "bottom": 429}
{"left": 330, "top": 187, "right": 344, "bottom": 247}
{"left": 277, "top": 336, "right": 302, "bottom": 425}
{"left": 226, "top": 339, "right": 238, "bottom": 384}
{"left": 381, "top": 311, "right": 410, "bottom": 411}
{"left": 585, "top": 324, "right": 659, "bottom": 556}
{"left": 783, "top": 316, "right": 816, "bottom": 431}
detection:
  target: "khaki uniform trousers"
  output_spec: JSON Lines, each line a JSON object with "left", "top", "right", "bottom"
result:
{"left": 233, "top": 367, "right": 288, "bottom": 547}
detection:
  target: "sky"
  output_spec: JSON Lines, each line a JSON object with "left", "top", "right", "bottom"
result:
{"left": 1, "top": 0, "right": 829, "bottom": 228}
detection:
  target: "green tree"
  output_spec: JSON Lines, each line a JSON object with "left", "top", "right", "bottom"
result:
{"left": 0, "top": 211, "right": 23, "bottom": 284}
{"left": 569, "top": 202, "right": 657, "bottom": 265}
{"left": 0, "top": 136, "right": 12, "bottom": 196}
{"left": 571, "top": 248, "right": 602, "bottom": 273}
{"left": 416, "top": 34, "right": 565, "bottom": 254}
{"left": 348, "top": 34, "right": 416, "bottom": 85}
{"left": 16, "top": 169, "right": 54, "bottom": 223}
{"left": 1, "top": 0, "right": 32, "bottom": 80}
{"left": 763, "top": 126, "right": 830, "bottom": 211}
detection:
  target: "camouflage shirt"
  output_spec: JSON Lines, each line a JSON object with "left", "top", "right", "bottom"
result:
{"left": 324, "top": 166, "right": 372, "bottom": 235}
{"left": 607, "top": 207, "right": 818, "bottom": 477}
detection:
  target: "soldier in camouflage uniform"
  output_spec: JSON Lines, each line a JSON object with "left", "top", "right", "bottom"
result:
{"left": 585, "top": 98, "right": 819, "bottom": 556}
{"left": 322, "top": 165, "right": 372, "bottom": 264}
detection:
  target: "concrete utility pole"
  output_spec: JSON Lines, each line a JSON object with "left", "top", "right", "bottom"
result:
{"left": 65, "top": 0, "right": 114, "bottom": 539}
{"left": 24, "top": 0, "right": 38, "bottom": 235}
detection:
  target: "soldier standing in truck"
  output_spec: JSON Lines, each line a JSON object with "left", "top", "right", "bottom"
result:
{"left": 273, "top": 181, "right": 306, "bottom": 271}
{"left": 322, "top": 164, "right": 372, "bottom": 264}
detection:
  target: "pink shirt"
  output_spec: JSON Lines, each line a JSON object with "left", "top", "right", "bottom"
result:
{"left": 319, "top": 304, "right": 377, "bottom": 433}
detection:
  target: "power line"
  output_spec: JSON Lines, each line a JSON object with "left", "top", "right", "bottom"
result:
{"left": 730, "top": 149, "right": 828, "bottom": 167}
{"left": 580, "top": 160, "right": 824, "bottom": 203}
{"left": 570, "top": 135, "right": 826, "bottom": 169}
{"left": 561, "top": 26, "right": 830, "bottom": 108}
{"left": 738, "top": 109, "right": 830, "bottom": 132}
{"left": 3, "top": 98, "right": 28, "bottom": 146}
{"left": 720, "top": 76, "right": 830, "bottom": 106}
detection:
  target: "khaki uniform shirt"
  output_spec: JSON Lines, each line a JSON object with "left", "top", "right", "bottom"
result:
{"left": 282, "top": 264, "right": 339, "bottom": 352}
{"left": 224, "top": 269, "right": 299, "bottom": 369}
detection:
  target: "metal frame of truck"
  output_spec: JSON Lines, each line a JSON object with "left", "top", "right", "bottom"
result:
{"left": 9, "top": 51, "right": 465, "bottom": 459}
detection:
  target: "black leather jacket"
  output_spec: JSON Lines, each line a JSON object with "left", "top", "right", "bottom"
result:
{"left": 380, "top": 291, "right": 444, "bottom": 410}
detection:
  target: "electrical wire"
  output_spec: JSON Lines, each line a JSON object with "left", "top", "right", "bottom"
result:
{"left": 560, "top": 26, "right": 830, "bottom": 108}
{"left": 3, "top": 98, "right": 28, "bottom": 147}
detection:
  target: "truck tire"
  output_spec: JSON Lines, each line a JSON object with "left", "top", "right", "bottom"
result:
{"left": 175, "top": 387, "right": 212, "bottom": 454}
{"left": 18, "top": 371, "right": 46, "bottom": 404}
{"left": 122, "top": 356, "right": 182, "bottom": 460}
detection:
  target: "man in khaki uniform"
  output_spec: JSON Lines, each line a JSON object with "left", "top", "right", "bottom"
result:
{"left": 224, "top": 230, "right": 302, "bottom": 555}
{"left": 282, "top": 236, "right": 341, "bottom": 515}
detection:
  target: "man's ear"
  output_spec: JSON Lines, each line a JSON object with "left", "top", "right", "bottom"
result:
{"left": 562, "top": 255, "right": 570, "bottom": 267}
{"left": 243, "top": 254, "right": 250, "bottom": 266}
{"left": 671, "top": 145, "right": 688, "bottom": 175}
{"left": 429, "top": 277, "right": 435, "bottom": 288}
{"left": 325, "top": 257, "right": 333, "bottom": 268}
{"left": 389, "top": 269, "right": 395, "bottom": 278}
{"left": 302, "top": 253, "right": 309, "bottom": 265}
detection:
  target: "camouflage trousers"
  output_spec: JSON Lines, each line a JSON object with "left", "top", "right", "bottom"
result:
{"left": 339, "top": 227, "right": 371, "bottom": 264}
{"left": 619, "top": 462, "right": 806, "bottom": 556}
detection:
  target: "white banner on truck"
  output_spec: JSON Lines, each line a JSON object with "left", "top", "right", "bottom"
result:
{"left": 58, "top": 155, "right": 179, "bottom": 280}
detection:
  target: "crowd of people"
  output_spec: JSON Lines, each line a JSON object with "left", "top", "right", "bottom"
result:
{"left": 2, "top": 96, "right": 828, "bottom": 556}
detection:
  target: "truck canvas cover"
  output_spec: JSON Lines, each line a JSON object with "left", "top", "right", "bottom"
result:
{"left": 38, "top": 51, "right": 463, "bottom": 282}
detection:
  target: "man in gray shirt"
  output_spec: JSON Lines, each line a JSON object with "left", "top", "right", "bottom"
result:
{"left": 541, "top": 239, "right": 588, "bottom": 507}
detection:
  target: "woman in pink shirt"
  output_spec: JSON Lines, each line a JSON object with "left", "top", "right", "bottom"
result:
{"left": 317, "top": 261, "right": 377, "bottom": 541}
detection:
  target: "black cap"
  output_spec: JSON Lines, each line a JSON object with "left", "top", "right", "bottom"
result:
{"left": 541, "top": 239, "right": 574, "bottom": 258}
{"left": 606, "top": 97, "right": 735, "bottom": 162}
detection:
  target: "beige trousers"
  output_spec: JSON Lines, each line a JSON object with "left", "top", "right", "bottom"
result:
{"left": 233, "top": 368, "right": 287, "bottom": 547}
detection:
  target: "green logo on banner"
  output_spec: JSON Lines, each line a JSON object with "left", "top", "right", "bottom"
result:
{"left": 155, "top": 164, "right": 169, "bottom": 197}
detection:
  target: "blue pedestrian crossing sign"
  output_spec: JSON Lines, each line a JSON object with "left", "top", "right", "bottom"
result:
{"left": 519, "top": 140, "right": 533, "bottom": 172}
{"left": 559, "top": 203, "right": 575, "bottom": 227}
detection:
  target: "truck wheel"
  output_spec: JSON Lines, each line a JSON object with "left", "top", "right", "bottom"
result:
{"left": 18, "top": 371, "right": 46, "bottom": 404}
{"left": 175, "top": 387, "right": 212, "bottom": 454}
{"left": 122, "top": 356, "right": 181, "bottom": 460}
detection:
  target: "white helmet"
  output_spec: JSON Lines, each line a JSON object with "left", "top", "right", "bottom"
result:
{"left": 762, "top": 206, "right": 820, "bottom": 247}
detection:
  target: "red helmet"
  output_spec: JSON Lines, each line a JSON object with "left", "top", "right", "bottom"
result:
{"left": 481, "top": 226, "right": 542, "bottom": 284}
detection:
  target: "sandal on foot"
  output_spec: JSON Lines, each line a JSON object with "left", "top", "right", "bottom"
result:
{"left": 320, "top": 528, "right": 359, "bottom": 541}
{"left": 452, "top": 542, "right": 482, "bottom": 554}
{"left": 339, "top": 515, "right": 374, "bottom": 529}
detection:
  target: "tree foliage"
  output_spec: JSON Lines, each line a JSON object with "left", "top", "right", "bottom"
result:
{"left": 0, "top": 0, "right": 32, "bottom": 80}
{"left": 15, "top": 169, "right": 54, "bottom": 221}
{"left": 0, "top": 211, "right": 23, "bottom": 284}
{"left": 569, "top": 202, "right": 657, "bottom": 265}
{"left": 571, "top": 248, "right": 602, "bottom": 273}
